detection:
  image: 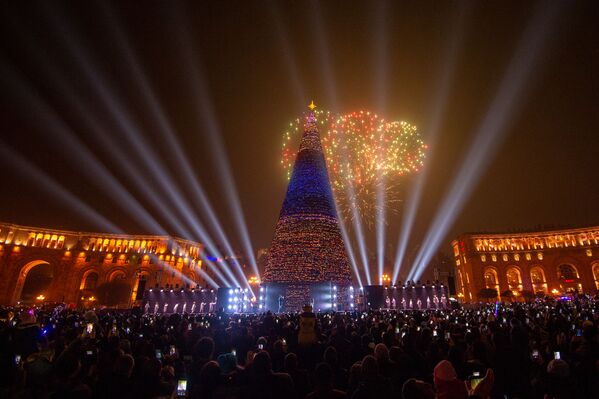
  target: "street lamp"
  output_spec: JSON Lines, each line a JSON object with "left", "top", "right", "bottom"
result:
{"left": 248, "top": 276, "right": 260, "bottom": 285}
{"left": 381, "top": 274, "right": 391, "bottom": 285}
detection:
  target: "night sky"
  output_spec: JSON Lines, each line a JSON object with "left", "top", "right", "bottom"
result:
{"left": 0, "top": 1, "right": 598, "bottom": 271}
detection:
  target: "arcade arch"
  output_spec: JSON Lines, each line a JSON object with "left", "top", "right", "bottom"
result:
{"left": 530, "top": 266, "right": 548, "bottom": 294}
{"left": 506, "top": 266, "right": 523, "bottom": 292}
{"left": 12, "top": 260, "right": 53, "bottom": 303}
{"left": 107, "top": 269, "right": 127, "bottom": 282}
{"left": 79, "top": 270, "right": 100, "bottom": 291}
{"left": 483, "top": 267, "right": 500, "bottom": 297}
{"left": 557, "top": 264, "right": 581, "bottom": 293}
{"left": 593, "top": 262, "right": 599, "bottom": 290}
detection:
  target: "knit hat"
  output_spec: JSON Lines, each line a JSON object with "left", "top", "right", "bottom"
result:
{"left": 434, "top": 360, "right": 458, "bottom": 381}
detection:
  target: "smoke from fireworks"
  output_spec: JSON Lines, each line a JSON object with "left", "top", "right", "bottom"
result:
{"left": 282, "top": 110, "right": 426, "bottom": 226}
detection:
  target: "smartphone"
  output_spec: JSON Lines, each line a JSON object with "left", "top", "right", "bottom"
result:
{"left": 445, "top": 332, "right": 451, "bottom": 340}
{"left": 112, "top": 326, "right": 117, "bottom": 334}
{"left": 576, "top": 329, "right": 582, "bottom": 337}
{"left": 126, "top": 327, "right": 130, "bottom": 334}
{"left": 177, "top": 380, "right": 187, "bottom": 397}
{"left": 532, "top": 349, "right": 539, "bottom": 360}
{"left": 554, "top": 351, "right": 561, "bottom": 360}
{"left": 155, "top": 349, "right": 162, "bottom": 359}
{"left": 470, "top": 371, "right": 483, "bottom": 389}
{"left": 258, "top": 344, "right": 264, "bottom": 350}
{"left": 282, "top": 339, "right": 287, "bottom": 346}
{"left": 188, "top": 324, "right": 192, "bottom": 331}
{"left": 86, "top": 350, "right": 93, "bottom": 356}
{"left": 170, "top": 345, "right": 176, "bottom": 356}
{"left": 433, "top": 329, "right": 438, "bottom": 337}
{"left": 231, "top": 348, "right": 237, "bottom": 356}
{"left": 86, "top": 323, "right": 93, "bottom": 334}
{"left": 14, "top": 354, "right": 21, "bottom": 365}
{"left": 395, "top": 327, "right": 400, "bottom": 334}
{"left": 139, "top": 333, "right": 144, "bottom": 338}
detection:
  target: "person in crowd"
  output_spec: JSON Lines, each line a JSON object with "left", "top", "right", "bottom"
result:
{"left": 305, "top": 362, "right": 346, "bottom": 399}
{"left": 284, "top": 352, "right": 311, "bottom": 399}
{"left": 346, "top": 361, "right": 362, "bottom": 398}
{"left": 323, "top": 346, "right": 348, "bottom": 391}
{"left": 351, "top": 355, "right": 392, "bottom": 399}
{"left": 0, "top": 295, "right": 597, "bottom": 399}
{"left": 433, "top": 360, "right": 468, "bottom": 399}
{"left": 247, "top": 350, "right": 294, "bottom": 399}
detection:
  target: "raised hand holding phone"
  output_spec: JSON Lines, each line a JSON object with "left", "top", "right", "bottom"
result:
{"left": 465, "top": 368, "right": 494, "bottom": 399}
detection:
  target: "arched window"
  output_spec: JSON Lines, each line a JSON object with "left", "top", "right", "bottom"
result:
{"left": 108, "top": 270, "right": 127, "bottom": 282}
{"left": 558, "top": 264, "right": 578, "bottom": 281}
{"left": 593, "top": 263, "right": 599, "bottom": 290}
{"left": 83, "top": 272, "right": 99, "bottom": 291}
{"left": 506, "top": 267, "right": 522, "bottom": 291}
{"left": 558, "top": 264, "right": 581, "bottom": 293}
{"left": 484, "top": 268, "right": 500, "bottom": 297}
{"left": 457, "top": 269, "right": 465, "bottom": 296}
{"left": 530, "top": 266, "right": 547, "bottom": 294}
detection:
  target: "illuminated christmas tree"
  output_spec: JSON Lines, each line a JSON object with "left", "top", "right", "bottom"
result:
{"left": 264, "top": 102, "right": 352, "bottom": 310}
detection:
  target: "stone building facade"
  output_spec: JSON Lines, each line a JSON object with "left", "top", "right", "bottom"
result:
{"left": 452, "top": 226, "right": 599, "bottom": 302}
{"left": 0, "top": 222, "right": 204, "bottom": 306}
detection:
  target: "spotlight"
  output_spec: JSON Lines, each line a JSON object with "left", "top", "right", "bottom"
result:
{"left": 408, "top": 1, "right": 562, "bottom": 282}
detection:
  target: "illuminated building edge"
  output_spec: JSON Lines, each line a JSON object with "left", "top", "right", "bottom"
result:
{"left": 0, "top": 222, "right": 206, "bottom": 306}
{"left": 452, "top": 226, "right": 599, "bottom": 301}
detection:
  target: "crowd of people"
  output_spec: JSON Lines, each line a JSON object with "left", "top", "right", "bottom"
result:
{"left": 0, "top": 295, "right": 598, "bottom": 399}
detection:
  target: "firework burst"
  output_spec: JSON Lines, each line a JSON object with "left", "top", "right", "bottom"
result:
{"left": 281, "top": 109, "right": 426, "bottom": 226}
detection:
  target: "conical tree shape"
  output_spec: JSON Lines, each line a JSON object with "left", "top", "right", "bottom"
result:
{"left": 264, "top": 111, "right": 352, "bottom": 292}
